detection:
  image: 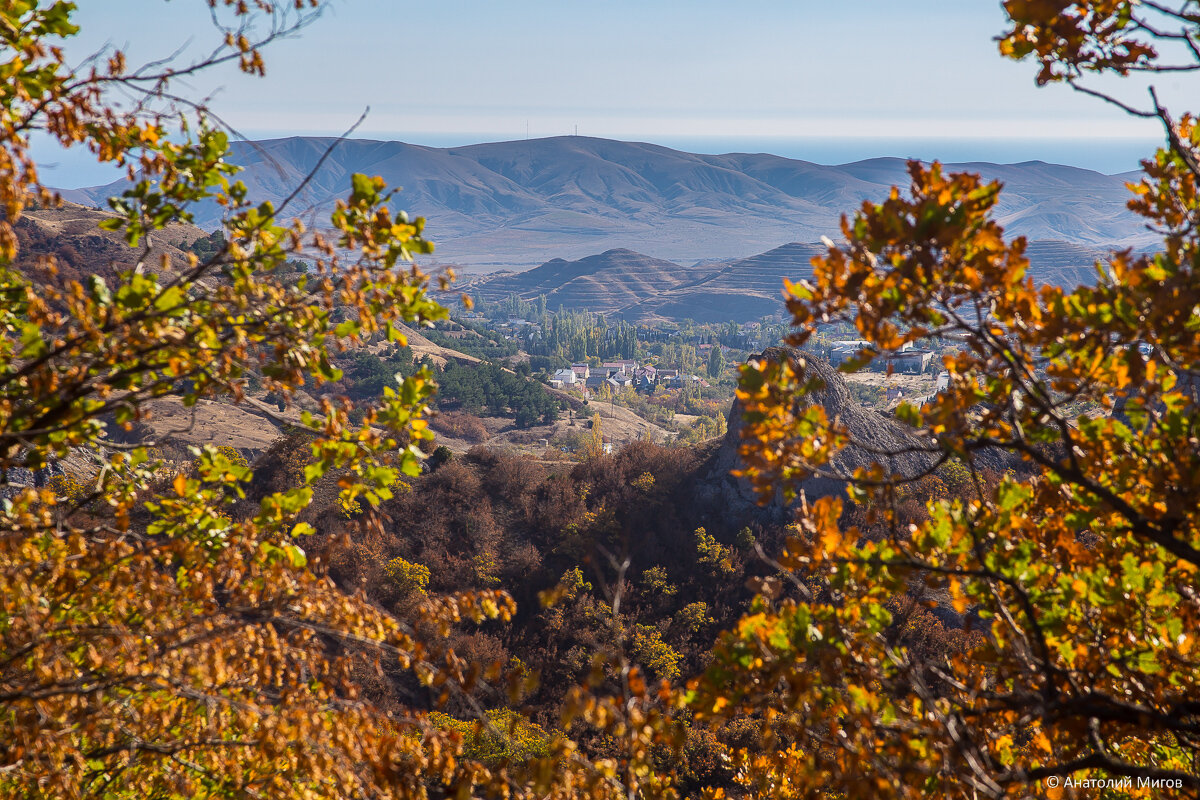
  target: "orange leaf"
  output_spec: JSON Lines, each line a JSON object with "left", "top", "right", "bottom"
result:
{"left": 821, "top": 527, "right": 842, "bottom": 554}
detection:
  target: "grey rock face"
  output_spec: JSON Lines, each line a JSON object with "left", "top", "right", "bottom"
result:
{"left": 0, "top": 460, "right": 67, "bottom": 501}
{"left": 703, "top": 351, "right": 940, "bottom": 520}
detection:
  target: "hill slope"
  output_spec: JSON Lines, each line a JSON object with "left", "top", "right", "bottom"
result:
{"left": 11, "top": 202, "right": 207, "bottom": 283}
{"left": 468, "top": 239, "right": 1119, "bottom": 323}
{"left": 59, "top": 136, "right": 1155, "bottom": 270}
{"left": 470, "top": 248, "right": 724, "bottom": 316}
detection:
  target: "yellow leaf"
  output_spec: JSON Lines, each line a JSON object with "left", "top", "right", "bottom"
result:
{"left": 173, "top": 473, "right": 186, "bottom": 497}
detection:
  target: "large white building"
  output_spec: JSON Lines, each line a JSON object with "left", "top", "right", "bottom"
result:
{"left": 549, "top": 368, "right": 577, "bottom": 388}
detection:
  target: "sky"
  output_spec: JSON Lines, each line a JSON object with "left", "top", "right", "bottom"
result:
{"left": 35, "top": 0, "right": 1195, "bottom": 185}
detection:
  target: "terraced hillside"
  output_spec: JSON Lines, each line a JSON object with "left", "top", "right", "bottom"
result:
{"left": 1022, "top": 240, "right": 1112, "bottom": 285}
{"left": 466, "top": 245, "right": 823, "bottom": 323}
{"left": 469, "top": 249, "right": 718, "bottom": 315}
{"left": 468, "top": 239, "right": 1123, "bottom": 324}
{"left": 636, "top": 242, "right": 826, "bottom": 322}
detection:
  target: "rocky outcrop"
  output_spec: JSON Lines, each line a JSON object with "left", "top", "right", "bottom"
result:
{"left": 0, "top": 461, "right": 68, "bottom": 501}
{"left": 700, "top": 351, "right": 954, "bottom": 521}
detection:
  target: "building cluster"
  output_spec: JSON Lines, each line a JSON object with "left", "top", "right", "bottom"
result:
{"left": 452, "top": 312, "right": 543, "bottom": 338}
{"left": 548, "top": 360, "right": 707, "bottom": 397}
{"left": 825, "top": 339, "right": 935, "bottom": 374}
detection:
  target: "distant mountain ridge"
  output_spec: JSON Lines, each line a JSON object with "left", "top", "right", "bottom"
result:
{"left": 59, "top": 135, "right": 1155, "bottom": 270}
{"left": 468, "top": 240, "right": 1115, "bottom": 323}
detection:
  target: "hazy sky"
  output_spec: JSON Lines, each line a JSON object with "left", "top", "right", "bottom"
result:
{"left": 39, "top": 0, "right": 1194, "bottom": 181}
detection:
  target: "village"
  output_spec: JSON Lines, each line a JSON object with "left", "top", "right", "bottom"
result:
{"left": 546, "top": 359, "right": 709, "bottom": 398}
{"left": 448, "top": 296, "right": 963, "bottom": 415}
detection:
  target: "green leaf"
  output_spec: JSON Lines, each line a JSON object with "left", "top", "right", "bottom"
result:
{"left": 837, "top": 349, "right": 876, "bottom": 373}
{"left": 87, "top": 275, "right": 112, "bottom": 306}
{"left": 894, "top": 401, "right": 921, "bottom": 427}
{"left": 154, "top": 285, "right": 184, "bottom": 312}
{"left": 19, "top": 322, "right": 47, "bottom": 359}
{"left": 351, "top": 173, "right": 380, "bottom": 204}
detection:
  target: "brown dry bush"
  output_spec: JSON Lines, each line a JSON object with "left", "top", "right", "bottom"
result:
{"left": 430, "top": 410, "right": 489, "bottom": 443}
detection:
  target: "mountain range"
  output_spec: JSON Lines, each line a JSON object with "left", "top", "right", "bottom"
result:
{"left": 467, "top": 240, "right": 1115, "bottom": 323}
{"left": 59, "top": 135, "right": 1154, "bottom": 271}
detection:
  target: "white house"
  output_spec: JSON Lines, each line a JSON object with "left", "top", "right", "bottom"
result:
{"left": 550, "top": 368, "right": 577, "bottom": 388}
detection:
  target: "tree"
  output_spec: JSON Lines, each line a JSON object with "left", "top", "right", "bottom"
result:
{"left": 582, "top": 412, "right": 605, "bottom": 460}
{"left": 706, "top": 345, "right": 725, "bottom": 379}
{"left": 1, "top": 6, "right": 694, "bottom": 800}
{"left": 699, "top": 3, "right": 1200, "bottom": 797}
{"left": 0, "top": 4, "right": 530, "bottom": 798}
{"left": 26, "top": 3, "right": 1200, "bottom": 799}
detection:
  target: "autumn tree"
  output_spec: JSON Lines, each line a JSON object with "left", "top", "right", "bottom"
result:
{"left": 583, "top": 411, "right": 605, "bottom": 459}
{"left": 0, "top": 3, "right": 631, "bottom": 799}
{"left": 697, "top": 2, "right": 1200, "bottom": 797}
{"left": 0, "top": 3, "right": 704, "bottom": 798}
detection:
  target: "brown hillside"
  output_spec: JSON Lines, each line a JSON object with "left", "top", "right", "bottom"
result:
{"left": 388, "top": 323, "right": 482, "bottom": 367}
{"left": 11, "top": 201, "right": 209, "bottom": 284}
{"left": 636, "top": 242, "right": 825, "bottom": 322}
{"left": 468, "top": 239, "right": 1112, "bottom": 325}
{"left": 469, "top": 248, "right": 719, "bottom": 316}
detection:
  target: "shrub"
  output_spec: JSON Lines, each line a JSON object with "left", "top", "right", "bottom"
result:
{"left": 430, "top": 411, "right": 489, "bottom": 443}
{"left": 639, "top": 565, "right": 677, "bottom": 598}
{"left": 631, "top": 471, "right": 656, "bottom": 492}
{"left": 735, "top": 527, "right": 756, "bottom": 550}
{"left": 675, "top": 602, "right": 714, "bottom": 635}
{"left": 630, "top": 624, "right": 681, "bottom": 683}
{"left": 558, "top": 566, "right": 593, "bottom": 601}
{"left": 694, "top": 527, "right": 735, "bottom": 575}
{"left": 48, "top": 473, "right": 88, "bottom": 505}
{"left": 428, "top": 445, "right": 454, "bottom": 471}
{"left": 428, "top": 708, "right": 552, "bottom": 764}
{"left": 382, "top": 556, "right": 431, "bottom": 597}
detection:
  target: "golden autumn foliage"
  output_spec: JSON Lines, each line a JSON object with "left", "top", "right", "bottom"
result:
{"left": 703, "top": 2, "right": 1200, "bottom": 797}
{"left": 7, "top": 2, "right": 1200, "bottom": 800}
{"left": 583, "top": 412, "right": 605, "bottom": 460}
{"left": 0, "top": 4, "right": 679, "bottom": 800}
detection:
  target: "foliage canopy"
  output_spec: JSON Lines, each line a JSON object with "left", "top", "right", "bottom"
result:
{"left": 0, "top": 3, "right": 519, "bottom": 798}
{"left": 718, "top": 2, "right": 1200, "bottom": 796}
{"left": 4, "top": 2, "right": 1200, "bottom": 799}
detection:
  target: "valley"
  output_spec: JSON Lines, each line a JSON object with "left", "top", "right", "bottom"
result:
{"left": 8, "top": 2, "right": 1195, "bottom": 796}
